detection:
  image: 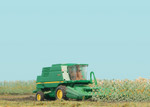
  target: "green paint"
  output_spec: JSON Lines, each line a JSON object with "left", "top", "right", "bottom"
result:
{"left": 33, "top": 63, "right": 98, "bottom": 100}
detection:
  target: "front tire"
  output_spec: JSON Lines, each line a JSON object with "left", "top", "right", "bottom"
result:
{"left": 55, "top": 85, "right": 68, "bottom": 100}
{"left": 36, "top": 91, "right": 44, "bottom": 101}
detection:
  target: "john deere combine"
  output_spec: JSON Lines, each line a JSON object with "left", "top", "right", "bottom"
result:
{"left": 33, "top": 63, "right": 98, "bottom": 101}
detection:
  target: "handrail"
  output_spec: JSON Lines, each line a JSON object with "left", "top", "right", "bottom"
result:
{"left": 90, "top": 71, "right": 97, "bottom": 86}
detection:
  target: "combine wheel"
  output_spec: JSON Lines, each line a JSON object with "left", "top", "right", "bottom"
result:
{"left": 36, "top": 91, "right": 44, "bottom": 101}
{"left": 55, "top": 85, "right": 68, "bottom": 100}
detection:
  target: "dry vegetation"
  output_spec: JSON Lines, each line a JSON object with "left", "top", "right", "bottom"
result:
{"left": 0, "top": 78, "right": 150, "bottom": 106}
{"left": 0, "top": 95, "right": 150, "bottom": 107}
{"left": 0, "top": 80, "right": 36, "bottom": 94}
{"left": 92, "top": 77, "right": 150, "bottom": 102}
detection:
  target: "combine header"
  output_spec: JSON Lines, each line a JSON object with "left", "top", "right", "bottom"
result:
{"left": 33, "top": 63, "right": 98, "bottom": 101}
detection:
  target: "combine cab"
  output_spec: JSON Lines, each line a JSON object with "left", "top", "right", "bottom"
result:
{"left": 33, "top": 63, "right": 98, "bottom": 101}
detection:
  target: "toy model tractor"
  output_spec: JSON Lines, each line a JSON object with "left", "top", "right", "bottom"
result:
{"left": 33, "top": 63, "right": 98, "bottom": 101}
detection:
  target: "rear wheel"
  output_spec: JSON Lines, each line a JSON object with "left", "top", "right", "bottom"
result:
{"left": 36, "top": 91, "right": 44, "bottom": 101}
{"left": 55, "top": 85, "right": 68, "bottom": 100}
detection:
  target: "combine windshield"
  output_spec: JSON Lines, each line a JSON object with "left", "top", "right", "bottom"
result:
{"left": 68, "top": 65, "right": 88, "bottom": 80}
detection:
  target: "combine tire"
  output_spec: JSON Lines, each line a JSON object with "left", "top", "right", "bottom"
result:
{"left": 36, "top": 91, "right": 44, "bottom": 101}
{"left": 55, "top": 85, "right": 68, "bottom": 100}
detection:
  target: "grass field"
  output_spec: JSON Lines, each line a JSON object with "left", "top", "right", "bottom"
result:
{"left": 0, "top": 78, "right": 150, "bottom": 106}
{"left": 0, "top": 95, "right": 150, "bottom": 107}
{"left": 0, "top": 80, "right": 36, "bottom": 94}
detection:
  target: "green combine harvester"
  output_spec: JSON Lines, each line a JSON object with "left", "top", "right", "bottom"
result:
{"left": 33, "top": 63, "right": 98, "bottom": 101}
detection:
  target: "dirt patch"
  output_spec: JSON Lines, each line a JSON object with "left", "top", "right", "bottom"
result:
{"left": 0, "top": 95, "right": 35, "bottom": 101}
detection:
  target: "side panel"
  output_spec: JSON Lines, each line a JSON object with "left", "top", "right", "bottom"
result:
{"left": 37, "top": 71, "right": 63, "bottom": 83}
{"left": 36, "top": 65, "right": 64, "bottom": 88}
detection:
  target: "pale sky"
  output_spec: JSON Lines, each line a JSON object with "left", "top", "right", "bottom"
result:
{"left": 0, "top": 0, "right": 150, "bottom": 81}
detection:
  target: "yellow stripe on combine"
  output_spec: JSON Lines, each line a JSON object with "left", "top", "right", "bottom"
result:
{"left": 36, "top": 81, "right": 64, "bottom": 84}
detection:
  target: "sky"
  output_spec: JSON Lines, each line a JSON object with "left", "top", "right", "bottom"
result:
{"left": 0, "top": 0, "right": 150, "bottom": 81}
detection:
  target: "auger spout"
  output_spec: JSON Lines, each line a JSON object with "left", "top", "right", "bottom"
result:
{"left": 90, "top": 71, "right": 97, "bottom": 86}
